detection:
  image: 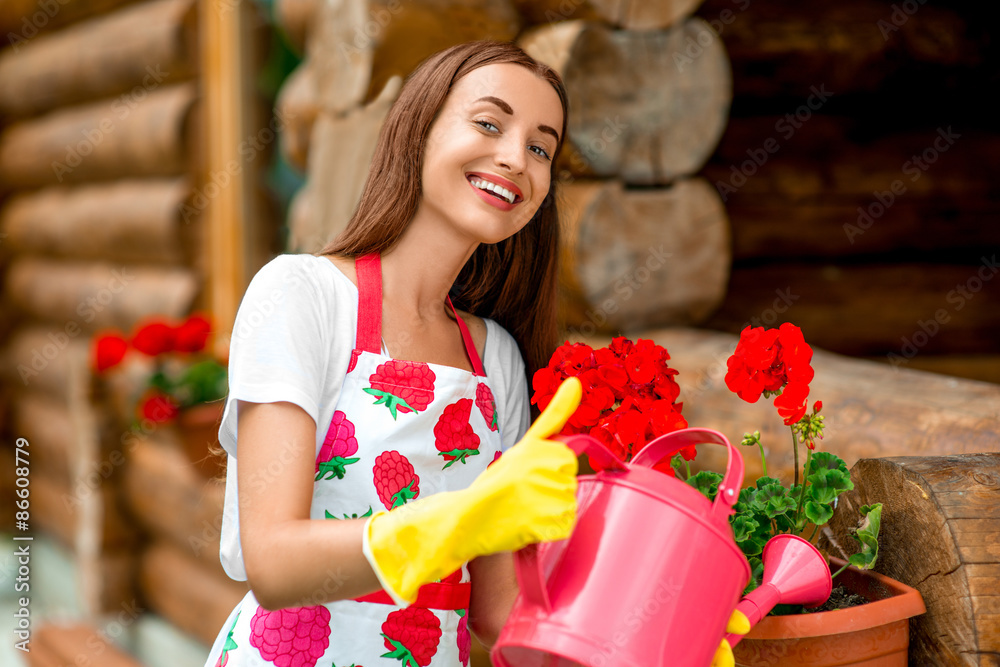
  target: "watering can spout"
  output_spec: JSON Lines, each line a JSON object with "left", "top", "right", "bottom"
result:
{"left": 726, "top": 534, "right": 833, "bottom": 647}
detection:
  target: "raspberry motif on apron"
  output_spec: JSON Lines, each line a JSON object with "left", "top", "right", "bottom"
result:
{"left": 364, "top": 360, "right": 436, "bottom": 419}
{"left": 249, "top": 605, "right": 331, "bottom": 667}
{"left": 475, "top": 384, "right": 499, "bottom": 432}
{"left": 316, "top": 411, "right": 360, "bottom": 480}
{"left": 433, "top": 399, "right": 480, "bottom": 468}
{"left": 456, "top": 610, "right": 471, "bottom": 667}
{"left": 380, "top": 607, "right": 443, "bottom": 667}
{"left": 215, "top": 610, "right": 240, "bottom": 667}
{"left": 373, "top": 450, "right": 421, "bottom": 509}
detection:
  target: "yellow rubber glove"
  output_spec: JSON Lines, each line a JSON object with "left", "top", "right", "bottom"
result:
{"left": 711, "top": 610, "right": 750, "bottom": 667}
{"left": 363, "top": 377, "right": 582, "bottom": 605}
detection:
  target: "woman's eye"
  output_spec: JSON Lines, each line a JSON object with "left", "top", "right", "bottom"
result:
{"left": 530, "top": 145, "right": 552, "bottom": 160}
{"left": 475, "top": 120, "right": 499, "bottom": 132}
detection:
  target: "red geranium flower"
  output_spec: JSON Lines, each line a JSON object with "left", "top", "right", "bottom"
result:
{"left": 139, "top": 392, "right": 179, "bottom": 423}
{"left": 93, "top": 332, "right": 129, "bottom": 373}
{"left": 173, "top": 314, "right": 212, "bottom": 353}
{"left": 725, "top": 323, "right": 815, "bottom": 426}
{"left": 532, "top": 336, "right": 687, "bottom": 465}
{"left": 132, "top": 320, "right": 175, "bottom": 356}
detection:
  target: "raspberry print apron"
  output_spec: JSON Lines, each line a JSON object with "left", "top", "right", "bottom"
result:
{"left": 205, "top": 254, "right": 505, "bottom": 667}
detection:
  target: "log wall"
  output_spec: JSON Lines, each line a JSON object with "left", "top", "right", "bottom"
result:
{"left": 694, "top": 0, "right": 1000, "bottom": 383}
{"left": 0, "top": 0, "right": 254, "bottom": 637}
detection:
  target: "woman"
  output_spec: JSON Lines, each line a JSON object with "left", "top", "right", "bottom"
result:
{"left": 203, "top": 41, "right": 582, "bottom": 667}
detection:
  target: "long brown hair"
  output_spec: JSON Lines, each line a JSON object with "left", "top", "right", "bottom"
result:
{"left": 319, "top": 41, "right": 568, "bottom": 380}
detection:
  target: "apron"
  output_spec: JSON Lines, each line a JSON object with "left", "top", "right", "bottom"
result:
{"left": 206, "top": 253, "right": 505, "bottom": 667}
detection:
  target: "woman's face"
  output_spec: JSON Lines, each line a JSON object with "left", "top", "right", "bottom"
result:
{"left": 418, "top": 63, "right": 564, "bottom": 245}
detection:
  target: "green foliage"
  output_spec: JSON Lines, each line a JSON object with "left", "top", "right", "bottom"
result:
{"left": 847, "top": 503, "right": 882, "bottom": 570}
{"left": 686, "top": 470, "right": 723, "bottom": 499}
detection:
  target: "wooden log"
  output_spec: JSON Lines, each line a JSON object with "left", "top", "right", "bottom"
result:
{"left": 0, "top": 82, "right": 197, "bottom": 188}
{"left": 123, "top": 433, "right": 227, "bottom": 570}
{"left": 0, "top": 0, "right": 198, "bottom": 118}
{"left": 511, "top": 0, "right": 705, "bottom": 30}
{"left": 698, "top": 0, "right": 984, "bottom": 101}
{"left": 1, "top": 327, "right": 92, "bottom": 401}
{"left": 308, "top": 0, "right": 521, "bottom": 115}
{"left": 704, "top": 122, "right": 1000, "bottom": 261}
{"left": 6, "top": 259, "right": 198, "bottom": 331}
{"left": 275, "top": 60, "right": 320, "bottom": 172}
{"left": 28, "top": 622, "right": 144, "bottom": 667}
{"left": 571, "top": 328, "right": 1000, "bottom": 485}
{"left": 558, "top": 177, "right": 730, "bottom": 332}
{"left": 0, "top": 179, "right": 190, "bottom": 263}
{"left": 704, "top": 262, "right": 1000, "bottom": 361}
{"left": 821, "top": 455, "right": 1000, "bottom": 665}
{"left": 138, "top": 540, "right": 248, "bottom": 646}
{"left": 31, "top": 469, "right": 134, "bottom": 552}
{"left": 289, "top": 75, "right": 401, "bottom": 252}
{"left": 274, "top": 0, "right": 319, "bottom": 54}
{"left": 0, "top": 0, "right": 139, "bottom": 37}
{"left": 12, "top": 392, "right": 76, "bottom": 483}
{"left": 519, "top": 19, "right": 731, "bottom": 184}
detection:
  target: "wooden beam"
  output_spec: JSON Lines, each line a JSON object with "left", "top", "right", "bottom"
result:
{"left": 200, "top": 0, "right": 254, "bottom": 350}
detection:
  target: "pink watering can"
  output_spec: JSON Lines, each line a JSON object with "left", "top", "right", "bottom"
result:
{"left": 491, "top": 428, "right": 833, "bottom": 667}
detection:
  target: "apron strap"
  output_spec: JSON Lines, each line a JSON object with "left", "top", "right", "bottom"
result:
{"left": 353, "top": 581, "right": 471, "bottom": 611}
{"left": 354, "top": 253, "right": 383, "bottom": 355}
{"left": 354, "top": 253, "right": 487, "bottom": 377}
{"left": 447, "top": 296, "right": 487, "bottom": 378}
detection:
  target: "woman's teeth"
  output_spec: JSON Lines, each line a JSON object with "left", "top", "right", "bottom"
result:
{"left": 470, "top": 178, "right": 517, "bottom": 204}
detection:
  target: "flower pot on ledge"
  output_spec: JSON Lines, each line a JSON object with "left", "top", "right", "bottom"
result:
{"left": 175, "top": 401, "right": 227, "bottom": 479}
{"left": 734, "top": 557, "right": 926, "bottom": 667}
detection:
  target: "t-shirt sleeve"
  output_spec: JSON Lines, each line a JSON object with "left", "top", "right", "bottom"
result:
{"left": 218, "top": 254, "right": 331, "bottom": 456}
{"left": 485, "top": 320, "right": 531, "bottom": 451}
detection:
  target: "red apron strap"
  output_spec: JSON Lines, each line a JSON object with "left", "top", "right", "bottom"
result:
{"left": 353, "top": 581, "right": 471, "bottom": 611}
{"left": 446, "top": 296, "right": 487, "bottom": 377}
{"left": 354, "top": 253, "right": 382, "bottom": 355}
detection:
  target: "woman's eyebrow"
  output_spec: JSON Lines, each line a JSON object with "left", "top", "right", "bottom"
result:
{"left": 475, "top": 95, "right": 561, "bottom": 143}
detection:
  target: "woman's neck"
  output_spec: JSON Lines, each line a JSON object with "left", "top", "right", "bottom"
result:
{"left": 380, "top": 214, "right": 478, "bottom": 321}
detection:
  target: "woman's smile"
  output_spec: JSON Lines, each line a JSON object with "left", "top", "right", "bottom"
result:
{"left": 466, "top": 172, "right": 524, "bottom": 210}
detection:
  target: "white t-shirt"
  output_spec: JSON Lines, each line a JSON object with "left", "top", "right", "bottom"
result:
{"left": 217, "top": 253, "right": 532, "bottom": 580}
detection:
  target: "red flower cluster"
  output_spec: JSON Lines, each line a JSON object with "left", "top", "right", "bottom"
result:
{"left": 92, "top": 314, "right": 212, "bottom": 373}
{"left": 532, "top": 337, "right": 689, "bottom": 464}
{"left": 724, "top": 323, "right": 815, "bottom": 425}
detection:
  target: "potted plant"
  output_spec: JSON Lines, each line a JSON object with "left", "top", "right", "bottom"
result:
{"left": 709, "top": 323, "right": 924, "bottom": 666}
{"left": 93, "top": 313, "right": 228, "bottom": 477}
{"left": 533, "top": 326, "right": 925, "bottom": 666}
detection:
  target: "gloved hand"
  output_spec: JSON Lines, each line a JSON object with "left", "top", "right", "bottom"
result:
{"left": 363, "top": 377, "right": 582, "bottom": 605}
{"left": 711, "top": 610, "right": 750, "bottom": 667}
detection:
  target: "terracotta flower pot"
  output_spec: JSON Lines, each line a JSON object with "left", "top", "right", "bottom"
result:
{"left": 734, "top": 557, "right": 926, "bottom": 666}
{"left": 176, "top": 401, "right": 227, "bottom": 479}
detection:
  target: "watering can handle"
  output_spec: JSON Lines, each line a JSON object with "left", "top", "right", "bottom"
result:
{"left": 630, "top": 428, "right": 744, "bottom": 517}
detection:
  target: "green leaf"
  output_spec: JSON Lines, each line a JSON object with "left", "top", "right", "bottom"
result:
{"left": 686, "top": 470, "right": 723, "bottom": 501}
{"left": 848, "top": 503, "right": 882, "bottom": 570}
{"left": 754, "top": 476, "right": 784, "bottom": 490}
{"left": 733, "top": 487, "right": 757, "bottom": 514}
{"left": 179, "top": 360, "right": 228, "bottom": 406}
{"left": 730, "top": 512, "right": 769, "bottom": 558}
{"left": 805, "top": 468, "right": 853, "bottom": 505}
{"left": 743, "top": 556, "right": 764, "bottom": 595}
{"left": 807, "top": 451, "right": 849, "bottom": 476}
{"left": 755, "top": 484, "right": 797, "bottom": 519}
{"left": 804, "top": 500, "right": 834, "bottom": 525}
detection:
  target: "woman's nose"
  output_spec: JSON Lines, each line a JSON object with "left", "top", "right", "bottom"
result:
{"left": 494, "top": 134, "right": 526, "bottom": 173}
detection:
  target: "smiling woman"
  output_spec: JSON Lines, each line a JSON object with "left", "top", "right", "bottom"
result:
{"left": 202, "top": 42, "right": 583, "bottom": 667}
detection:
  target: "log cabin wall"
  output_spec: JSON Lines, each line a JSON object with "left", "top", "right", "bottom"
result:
{"left": 0, "top": 0, "right": 273, "bottom": 643}
{"left": 695, "top": 0, "right": 1000, "bottom": 384}
{"left": 0, "top": 0, "right": 201, "bottom": 620}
